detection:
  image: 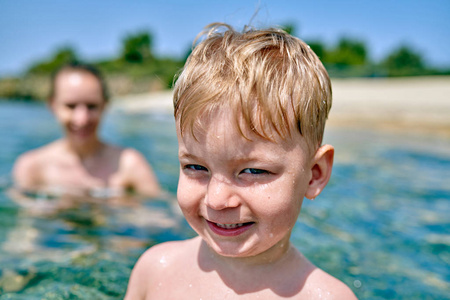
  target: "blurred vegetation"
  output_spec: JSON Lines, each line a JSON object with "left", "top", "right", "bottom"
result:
{"left": 307, "top": 39, "right": 450, "bottom": 78}
{"left": 1, "top": 25, "right": 449, "bottom": 101}
{"left": 0, "top": 30, "right": 185, "bottom": 101}
{"left": 282, "top": 24, "right": 450, "bottom": 78}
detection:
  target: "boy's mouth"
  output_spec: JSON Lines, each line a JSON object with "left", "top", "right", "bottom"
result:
{"left": 216, "top": 222, "right": 246, "bottom": 229}
{"left": 207, "top": 220, "right": 254, "bottom": 236}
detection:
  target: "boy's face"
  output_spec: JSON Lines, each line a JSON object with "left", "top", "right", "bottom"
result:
{"left": 177, "top": 110, "right": 317, "bottom": 259}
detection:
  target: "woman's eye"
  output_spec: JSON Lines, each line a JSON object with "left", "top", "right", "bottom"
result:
{"left": 241, "top": 168, "right": 269, "bottom": 175}
{"left": 66, "top": 104, "right": 76, "bottom": 109}
{"left": 185, "top": 164, "right": 208, "bottom": 172}
{"left": 87, "top": 104, "right": 98, "bottom": 110}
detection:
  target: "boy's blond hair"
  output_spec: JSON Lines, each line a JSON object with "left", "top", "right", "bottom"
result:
{"left": 174, "top": 23, "right": 332, "bottom": 149}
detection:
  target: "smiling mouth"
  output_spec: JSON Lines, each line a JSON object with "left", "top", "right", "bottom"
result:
{"left": 71, "top": 127, "right": 93, "bottom": 137}
{"left": 216, "top": 223, "right": 246, "bottom": 229}
{"left": 207, "top": 220, "right": 254, "bottom": 236}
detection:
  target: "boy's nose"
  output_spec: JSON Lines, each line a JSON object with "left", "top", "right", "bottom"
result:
{"left": 72, "top": 105, "right": 90, "bottom": 126}
{"left": 205, "top": 176, "right": 240, "bottom": 210}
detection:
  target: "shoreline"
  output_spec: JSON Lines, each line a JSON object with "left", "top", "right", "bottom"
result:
{"left": 112, "top": 76, "right": 450, "bottom": 137}
{"left": 328, "top": 76, "right": 450, "bottom": 137}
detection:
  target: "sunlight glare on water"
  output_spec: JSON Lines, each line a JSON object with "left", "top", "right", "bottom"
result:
{"left": 0, "top": 101, "right": 449, "bottom": 299}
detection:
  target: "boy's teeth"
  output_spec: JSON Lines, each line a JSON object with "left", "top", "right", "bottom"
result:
{"left": 216, "top": 223, "right": 244, "bottom": 229}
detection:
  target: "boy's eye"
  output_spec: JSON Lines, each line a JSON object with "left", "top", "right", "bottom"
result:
{"left": 184, "top": 164, "right": 208, "bottom": 172}
{"left": 66, "top": 104, "right": 76, "bottom": 109}
{"left": 87, "top": 104, "right": 99, "bottom": 110}
{"left": 241, "top": 168, "right": 269, "bottom": 175}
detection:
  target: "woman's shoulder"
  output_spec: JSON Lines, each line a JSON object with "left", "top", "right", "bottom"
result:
{"left": 13, "top": 140, "right": 61, "bottom": 172}
{"left": 113, "top": 146, "right": 160, "bottom": 196}
{"left": 117, "top": 147, "right": 148, "bottom": 167}
{"left": 12, "top": 141, "right": 63, "bottom": 187}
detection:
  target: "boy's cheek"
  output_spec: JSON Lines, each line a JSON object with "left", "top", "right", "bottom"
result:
{"left": 177, "top": 177, "right": 201, "bottom": 203}
{"left": 176, "top": 193, "right": 201, "bottom": 218}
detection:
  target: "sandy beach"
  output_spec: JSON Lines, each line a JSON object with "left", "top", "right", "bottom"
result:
{"left": 112, "top": 76, "right": 450, "bottom": 137}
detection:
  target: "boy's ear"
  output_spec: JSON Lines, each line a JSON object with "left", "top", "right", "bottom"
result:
{"left": 305, "top": 144, "right": 334, "bottom": 199}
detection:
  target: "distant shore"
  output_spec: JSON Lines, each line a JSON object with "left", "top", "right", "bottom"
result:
{"left": 112, "top": 76, "right": 450, "bottom": 137}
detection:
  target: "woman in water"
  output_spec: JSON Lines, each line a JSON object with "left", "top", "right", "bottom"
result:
{"left": 12, "top": 62, "right": 161, "bottom": 198}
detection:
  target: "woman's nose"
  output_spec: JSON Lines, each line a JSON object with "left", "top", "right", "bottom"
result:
{"left": 205, "top": 176, "right": 240, "bottom": 210}
{"left": 72, "top": 105, "right": 90, "bottom": 126}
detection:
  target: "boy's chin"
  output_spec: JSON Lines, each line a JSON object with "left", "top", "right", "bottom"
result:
{"left": 202, "top": 237, "right": 261, "bottom": 259}
{"left": 201, "top": 232, "right": 293, "bottom": 262}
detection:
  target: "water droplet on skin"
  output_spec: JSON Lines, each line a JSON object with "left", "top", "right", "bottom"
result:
{"left": 353, "top": 280, "right": 362, "bottom": 288}
{"left": 316, "top": 287, "right": 323, "bottom": 298}
{"left": 189, "top": 284, "right": 193, "bottom": 288}
{"left": 159, "top": 256, "right": 167, "bottom": 267}
{"left": 269, "top": 233, "right": 274, "bottom": 238}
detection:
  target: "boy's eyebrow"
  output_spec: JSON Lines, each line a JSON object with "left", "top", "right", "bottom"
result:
{"left": 179, "top": 149, "right": 281, "bottom": 165}
{"left": 178, "top": 151, "right": 198, "bottom": 160}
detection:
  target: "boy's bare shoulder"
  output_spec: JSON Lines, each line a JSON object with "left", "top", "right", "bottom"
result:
{"left": 136, "top": 238, "right": 196, "bottom": 267}
{"left": 125, "top": 238, "right": 200, "bottom": 299}
{"left": 304, "top": 267, "right": 358, "bottom": 299}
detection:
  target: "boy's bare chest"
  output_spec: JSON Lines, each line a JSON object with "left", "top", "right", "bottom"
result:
{"left": 147, "top": 269, "right": 305, "bottom": 300}
{"left": 149, "top": 283, "right": 308, "bottom": 300}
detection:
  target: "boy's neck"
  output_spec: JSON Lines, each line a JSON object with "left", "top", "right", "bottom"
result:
{"left": 199, "top": 237, "right": 295, "bottom": 270}
{"left": 197, "top": 238, "right": 314, "bottom": 295}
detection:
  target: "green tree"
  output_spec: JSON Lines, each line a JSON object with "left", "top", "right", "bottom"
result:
{"left": 382, "top": 45, "right": 425, "bottom": 76}
{"left": 281, "top": 23, "right": 297, "bottom": 36}
{"left": 122, "top": 31, "right": 153, "bottom": 63}
{"left": 306, "top": 40, "right": 326, "bottom": 60}
{"left": 27, "top": 47, "right": 78, "bottom": 74}
{"left": 326, "top": 38, "right": 368, "bottom": 66}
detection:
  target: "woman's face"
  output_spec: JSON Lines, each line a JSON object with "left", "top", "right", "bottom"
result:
{"left": 50, "top": 70, "right": 106, "bottom": 145}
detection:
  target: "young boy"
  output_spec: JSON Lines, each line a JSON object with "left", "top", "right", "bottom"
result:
{"left": 125, "top": 23, "right": 357, "bottom": 299}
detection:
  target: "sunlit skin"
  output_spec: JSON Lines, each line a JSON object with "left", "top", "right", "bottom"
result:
{"left": 177, "top": 110, "right": 312, "bottom": 260}
{"left": 125, "top": 110, "right": 357, "bottom": 299}
{"left": 50, "top": 71, "right": 106, "bottom": 152}
{"left": 12, "top": 69, "right": 161, "bottom": 197}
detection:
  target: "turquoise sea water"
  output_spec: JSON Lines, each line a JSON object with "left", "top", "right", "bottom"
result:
{"left": 0, "top": 100, "right": 449, "bottom": 299}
